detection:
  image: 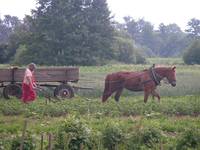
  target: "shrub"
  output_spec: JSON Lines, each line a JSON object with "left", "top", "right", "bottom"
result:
{"left": 113, "top": 33, "right": 146, "bottom": 64}
{"left": 102, "top": 123, "right": 124, "bottom": 150}
{"left": 141, "top": 127, "right": 162, "bottom": 148}
{"left": 176, "top": 129, "right": 200, "bottom": 149}
{"left": 1, "top": 102, "right": 24, "bottom": 116}
{"left": 11, "top": 135, "right": 35, "bottom": 150}
{"left": 183, "top": 40, "right": 200, "bottom": 64}
{"left": 125, "top": 132, "right": 142, "bottom": 150}
{"left": 55, "top": 117, "right": 96, "bottom": 150}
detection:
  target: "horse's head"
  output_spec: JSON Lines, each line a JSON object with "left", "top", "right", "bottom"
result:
{"left": 166, "top": 66, "right": 176, "bottom": 87}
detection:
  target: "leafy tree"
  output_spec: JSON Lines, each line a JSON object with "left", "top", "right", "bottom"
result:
{"left": 15, "top": 0, "right": 114, "bottom": 65}
{"left": 0, "top": 15, "right": 22, "bottom": 63}
{"left": 0, "top": 44, "right": 8, "bottom": 63}
{"left": 0, "top": 15, "right": 21, "bottom": 44}
{"left": 158, "top": 23, "right": 189, "bottom": 57}
{"left": 112, "top": 28, "right": 146, "bottom": 64}
{"left": 185, "top": 18, "right": 200, "bottom": 39}
{"left": 123, "top": 17, "right": 191, "bottom": 57}
{"left": 183, "top": 40, "right": 200, "bottom": 64}
{"left": 0, "top": 21, "right": 10, "bottom": 44}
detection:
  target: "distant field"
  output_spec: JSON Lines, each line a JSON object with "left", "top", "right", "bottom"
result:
{"left": 0, "top": 60, "right": 200, "bottom": 149}
{"left": 147, "top": 57, "right": 184, "bottom": 65}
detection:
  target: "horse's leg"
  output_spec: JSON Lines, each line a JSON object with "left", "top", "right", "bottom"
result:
{"left": 102, "top": 91, "right": 113, "bottom": 102}
{"left": 102, "top": 87, "right": 117, "bottom": 102}
{"left": 143, "top": 85, "right": 152, "bottom": 103}
{"left": 151, "top": 90, "right": 160, "bottom": 102}
{"left": 102, "top": 75, "right": 112, "bottom": 102}
{"left": 114, "top": 88, "right": 123, "bottom": 102}
{"left": 144, "top": 90, "right": 150, "bottom": 103}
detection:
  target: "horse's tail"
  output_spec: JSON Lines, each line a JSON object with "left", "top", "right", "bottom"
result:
{"left": 102, "top": 75, "right": 111, "bottom": 102}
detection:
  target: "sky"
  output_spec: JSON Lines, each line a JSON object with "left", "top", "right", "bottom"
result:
{"left": 0, "top": 0, "right": 199, "bottom": 30}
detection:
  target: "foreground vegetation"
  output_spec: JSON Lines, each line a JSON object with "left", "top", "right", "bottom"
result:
{"left": 0, "top": 96, "right": 200, "bottom": 149}
{"left": 0, "top": 63, "right": 200, "bottom": 149}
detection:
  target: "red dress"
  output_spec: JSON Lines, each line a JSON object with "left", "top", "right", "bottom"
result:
{"left": 21, "top": 69, "right": 36, "bottom": 103}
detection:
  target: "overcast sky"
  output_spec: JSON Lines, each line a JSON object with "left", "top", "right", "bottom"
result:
{"left": 0, "top": 0, "right": 199, "bottom": 30}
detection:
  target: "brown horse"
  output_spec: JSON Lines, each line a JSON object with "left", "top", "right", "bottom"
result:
{"left": 102, "top": 65, "right": 176, "bottom": 103}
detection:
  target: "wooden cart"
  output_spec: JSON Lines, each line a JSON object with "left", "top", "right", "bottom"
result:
{"left": 0, "top": 67, "right": 79, "bottom": 99}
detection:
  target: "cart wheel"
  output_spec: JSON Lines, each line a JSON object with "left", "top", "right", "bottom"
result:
{"left": 3, "top": 84, "right": 22, "bottom": 99}
{"left": 54, "top": 84, "right": 74, "bottom": 99}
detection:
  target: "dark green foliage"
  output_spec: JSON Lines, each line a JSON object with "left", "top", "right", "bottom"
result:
{"left": 158, "top": 23, "right": 190, "bottom": 57}
{"left": 0, "top": 44, "right": 8, "bottom": 63}
{"left": 113, "top": 29, "right": 146, "bottom": 64}
{"left": 0, "top": 15, "right": 22, "bottom": 63}
{"left": 11, "top": 135, "right": 35, "bottom": 150}
{"left": 126, "top": 132, "right": 142, "bottom": 150}
{"left": 1, "top": 102, "right": 24, "bottom": 116}
{"left": 55, "top": 117, "right": 96, "bottom": 150}
{"left": 135, "top": 50, "right": 146, "bottom": 64}
{"left": 102, "top": 123, "right": 124, "bottom": 150}
{"left": 183, "top": 40, "right": 200, "bottom": 64}
{"left": 185, "top": 18, "right": 200, "bottom": 39}
{"left": 122, "top": 17, "right": 190, "bottom": 57}
{"left": 176, "top": 129, "right": 200, "bottom": 149}
{"left": 141, "top": 127, "right": 161, "bottom": 148}
{"left": 14, "top": 0, "right": 114, "bottom": 66}
{"left": 125, "top": 127, "right": 162, "bottom": 149}
{"left": 0, "top": 15, "right": 21, "bottom": 45}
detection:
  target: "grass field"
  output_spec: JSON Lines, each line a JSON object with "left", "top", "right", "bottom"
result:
{"left": 0, "top": 60, "right": 200, "bottom": 149}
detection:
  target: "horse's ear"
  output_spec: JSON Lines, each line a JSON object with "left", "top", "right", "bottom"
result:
{"left": 172, "top": 66, "right": 176, "bottom": 70}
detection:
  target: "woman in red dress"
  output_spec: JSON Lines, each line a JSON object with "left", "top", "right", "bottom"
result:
{"left": 21, "top": 63, "right": 37, "bottom": 103}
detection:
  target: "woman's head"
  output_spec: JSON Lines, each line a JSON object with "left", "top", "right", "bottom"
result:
{"left": 28, "top": 63, "right": 37, "bottom": 71}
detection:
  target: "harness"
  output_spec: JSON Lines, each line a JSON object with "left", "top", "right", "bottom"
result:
{"left": 142, "top": 65, "right": 163, "bottom": 86}
{"left": 150, "top": 66, "right": 163, "bottom": 86}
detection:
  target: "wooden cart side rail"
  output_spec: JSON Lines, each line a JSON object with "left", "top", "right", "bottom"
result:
{"left": 0, "top": 67, "right": 79, "bottom": 82}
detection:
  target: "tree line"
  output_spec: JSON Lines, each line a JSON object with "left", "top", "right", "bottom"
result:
{"left": 0, "top": 0, "right": 200, "bottom": 65}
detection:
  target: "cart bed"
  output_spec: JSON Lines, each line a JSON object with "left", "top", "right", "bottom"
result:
{"left": 0, "top": 67, "right": 79, "bottom": 83}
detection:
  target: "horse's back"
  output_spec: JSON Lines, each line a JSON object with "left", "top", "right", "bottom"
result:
{"left": 108, "top": 71, "right": 149, "bottom": 91}
{"left": 106, "top": 71, "right": 147, "bottom": 83}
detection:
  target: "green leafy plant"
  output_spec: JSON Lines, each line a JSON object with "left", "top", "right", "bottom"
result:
{"left": 102, "top": 123, "right": 124, "bottom": 150}
{"left": 11, "top": 135, "right": 35, "bottom": 150}
{"left": 141, "top": 127, "right": 162, "bottom": 148}
{"left": 125, "top": 132, "right": 143, "bottom": 150}
{"left": 55, "top": 117, "right": 95, "bottom": 150}
{"left": 176, "top": 129, "right": 200, "bottom": 149}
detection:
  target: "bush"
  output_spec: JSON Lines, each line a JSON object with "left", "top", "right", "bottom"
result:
{"left": 141, "top": 127, "right": 162, "bottom": 148}
{"left": 126, "top": 132, "right": 142, "bottom": 150}
{"left": 135, "top": 50, "right": 146, "bottom": 64}
{"left": 102, "top": 123, "right": 124, "bottom": 150}
{"left": 55, "top": 117, "right": 96, "bottom": 150}
{"left": 183, "top": 40, "right": 200, "bottom": 64}
{"left": 11, "top": 135, "right": 35, "bottom": 150}
{"left": 1, "top": 102, "right": 24, "bottom": 116}
{"left": 113, "top": 32, "right": 146, "bottom": 64}
{"left": 176, "top": 129, "right": 200, "bottom": 149}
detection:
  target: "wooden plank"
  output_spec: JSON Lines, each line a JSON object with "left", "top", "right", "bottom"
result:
{"left": 0, "top": 67, "right": 79, "bottom": 82}
{"left": 0, "top": 69, "right": 12, "bottom": 82}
